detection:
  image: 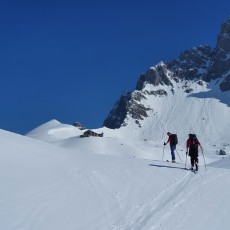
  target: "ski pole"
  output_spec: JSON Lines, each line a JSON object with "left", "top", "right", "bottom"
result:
{"left": 162, "top": 145, "right": 165, "bottom": 161}
{"left": 185, "top": 152, "right": 187, "bottom": 169}
{"left": 176, "top": 149, "right": 183, "bottom": 163}
{"left": 201, "top": 149, "right": 207, "bottom": 170}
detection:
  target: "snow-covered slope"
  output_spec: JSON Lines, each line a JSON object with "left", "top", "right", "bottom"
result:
{"left": 103, "top": 16, "right": 230, "bottom": 153}
{"left": 26, "top": 82, "right": 230, "bottom": 163}
{"left": 1, "top": 128, "right": 230, "bottom": 230}
{"left": 27, "top": 119, "right": 83, "bottom": 142}
{"left": 117, "top": 78, "right": 230, "bottom": 148}
{"left": 26, "top": 120, "right": 177, "bottom": 161}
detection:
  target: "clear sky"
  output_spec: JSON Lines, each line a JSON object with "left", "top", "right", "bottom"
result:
{"left": 0, "top": 0, "right": 229, "bottom": 134}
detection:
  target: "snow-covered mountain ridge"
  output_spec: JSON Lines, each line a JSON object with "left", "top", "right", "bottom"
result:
{"left": 103, "top": 17, "right": 230, "bottom": 148}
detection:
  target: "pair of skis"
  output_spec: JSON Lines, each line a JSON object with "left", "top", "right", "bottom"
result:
{"left": 165, "top": 160, "right": 198, "bottom": 173}
{"left": 185, "top": 167, "right": 198, "bottom": 174}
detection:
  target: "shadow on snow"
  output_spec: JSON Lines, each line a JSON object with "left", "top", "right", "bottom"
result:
{"left": 188, "top": 81, "right": 230, "bottom": 107}
{"left": 149, "top": 163, "right": 186, "bottom": 171}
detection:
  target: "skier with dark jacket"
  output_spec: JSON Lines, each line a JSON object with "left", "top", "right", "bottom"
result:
{"left": 164, "top": 132, "right": 178, "bottom": 163}
{"left": 186, "top": 134, "right": 203, "bottom": 171}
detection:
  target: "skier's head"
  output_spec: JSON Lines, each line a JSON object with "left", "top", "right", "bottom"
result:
{"left": 189, "top": 134, "right": 197, "bottom": 140}
{"left": 167, "top": 132, "right": 171, "bottom": 136}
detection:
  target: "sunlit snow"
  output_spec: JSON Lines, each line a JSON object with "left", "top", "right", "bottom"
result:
{"left": 1, "top": 80, "right": 230, "bottom": 230}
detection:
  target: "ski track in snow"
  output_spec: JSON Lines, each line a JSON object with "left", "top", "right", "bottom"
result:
{"left": 146, "top": 167, "right": 229, "bottom": 230}
{"left": 109, "top": 169, "right": 193, "bottom": 230}
{"left": 87, "top": 170, "right": 120, "bottom": 228}
{"left": 109, "top": 165, "right": 228, "bottom": 230}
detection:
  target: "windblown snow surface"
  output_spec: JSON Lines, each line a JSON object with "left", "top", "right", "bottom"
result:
{"left": 1, "top": 80, "right": 230, "bottom": 230}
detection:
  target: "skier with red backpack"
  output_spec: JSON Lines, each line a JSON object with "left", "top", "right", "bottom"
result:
{"left": 164, "top": 132, "right": 178, "bottom": 163}
{"left": 186, "top": 134, "right": 203, "bottom": 171}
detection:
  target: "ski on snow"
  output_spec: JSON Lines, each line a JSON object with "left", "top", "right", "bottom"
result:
{"left": 185, "top": 168, "right": 198, "bottom": 174}
{"left": 165, "top": 160, "right": 180, "bottom": 164}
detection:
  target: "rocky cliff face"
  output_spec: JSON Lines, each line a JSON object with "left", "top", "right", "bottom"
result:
{"left": 103, "top": 91, "right": 152, "bottom": 129}
{"left": 103, "top": 17, "right": 230, "bottom": 129}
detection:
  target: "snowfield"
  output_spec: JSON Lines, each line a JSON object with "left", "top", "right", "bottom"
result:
{"left": 2, "top": 78, "right": 230, "bottom": 230}
{"left": 1, "top": 125, "right": 230, "bottom": 230}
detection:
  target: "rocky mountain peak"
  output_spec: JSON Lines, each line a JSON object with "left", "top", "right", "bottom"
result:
{"left": 136, "top": 62, "right": 172, "bottom": 90}
{"left": 217, "top": 16, "right": 230, "bottom": 52}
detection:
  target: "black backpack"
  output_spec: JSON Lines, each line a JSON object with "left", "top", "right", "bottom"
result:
{"left": 171, "top": 134, "right": 178, "bottom": 145}
{"left": 189, "top": 134, "right": 199, "bottom": 150}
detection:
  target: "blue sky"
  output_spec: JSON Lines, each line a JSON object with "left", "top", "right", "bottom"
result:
{"left": 0, "top": 0, "right": 229, "bottom": 134}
